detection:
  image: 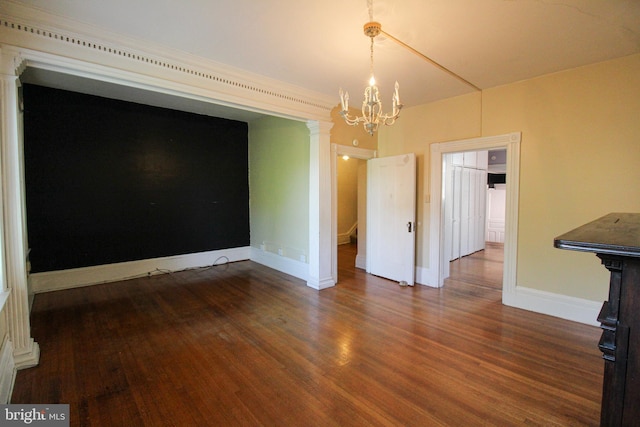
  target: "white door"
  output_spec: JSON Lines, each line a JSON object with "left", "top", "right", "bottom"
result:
{"left": 460, "top": 168, "right": 471, "bottom": 256}
{"left": 450, "top": 165, "right": 462, "bottom": 261}
{"left": 367, "top": 154, "right": 416, "bottom": 285}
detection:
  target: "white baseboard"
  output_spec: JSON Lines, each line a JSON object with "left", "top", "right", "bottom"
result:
{"left": 0, "top": 336, "right": 16, "bottom": 404}
{"left": 337, "top": 234, "right": 351, "bottom": 245}
{"left": 29, "top": 247, "right": 251, "bottom": 293}
{"left": 250, "top": 250, "right": 332, "bottom": 290}
{"left": 502, "top": 286, "right": 601, "bottom": 326}
{"left": 355, "top": 254, "right": 366, "bottom": 270}
{"left": 417, "top": 265, "right": 599, "bottom": 325}
{"left": 415, "top": 266, "right": 439, "bottom": 288}
{"left": 337, "top": 222, "right": 358, "bottom": 246}
{"left": 306, "top": 276, "right": 336, "bottom": 290}
{"left": 249, "top": 247, "right": 308, "bottom": 282}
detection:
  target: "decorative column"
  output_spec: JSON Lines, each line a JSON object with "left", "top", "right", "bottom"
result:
{"left": 0, "top": 48, "right": 40, "bottom": 369}
{"left": 307, "top": 120, "right": 335, "bottom": 290}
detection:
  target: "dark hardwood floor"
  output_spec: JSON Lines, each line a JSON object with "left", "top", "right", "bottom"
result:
{"left": 12, "top": 244, "right": 603, "bottom": 426}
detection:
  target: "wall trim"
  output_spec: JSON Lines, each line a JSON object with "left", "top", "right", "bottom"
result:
{"left": 429, "top": 132, "right": 521, "bottom": 289}
{"left": 0, "top": 336, "right": 16, "bottom": 404}
{"left": 416, "top": 266, "right": 436, "bottom": 287}
{"left": 29, "top": 247, "right": 251, "bottom": 293}
{"left": 337, "top": 222, "right": 357, "bottom": 245}
{"left": 419, "top": 262, "right": 598, "bottom": 325}
{"left": 0, "top": 4, "right": 334, "bottom": 119}
{"left": 249, "top": 247, "right": 308, "bottom": 283}
{"left": 503, "top": 286, "right": 601, "bottom": 326}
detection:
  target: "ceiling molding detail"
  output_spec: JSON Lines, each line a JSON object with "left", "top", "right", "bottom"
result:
{"left": 0, "top": 14, "right": 334, "bottom": 120}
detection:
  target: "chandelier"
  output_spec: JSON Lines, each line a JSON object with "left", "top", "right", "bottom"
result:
{"left": 339, "top": 20, "right": 402, "bottom": 136}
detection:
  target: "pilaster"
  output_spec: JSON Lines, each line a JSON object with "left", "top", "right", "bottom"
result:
{"left": 0, "top": 48, "right": 40, "bottom": 369}
{"left": 307, "top": 120, "right": 335, "bottom": 290}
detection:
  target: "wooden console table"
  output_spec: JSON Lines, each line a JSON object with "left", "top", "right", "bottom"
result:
{"left": 554, "top": 213, "right": 640, "bottom": 426}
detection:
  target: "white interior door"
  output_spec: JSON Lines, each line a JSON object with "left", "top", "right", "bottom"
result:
{"left": 367, "top": 154, "right": 416, "bottom": 285}
{"left": 460, "top": 168, "right": 471, "bottom": 256}
{"left": 451, "top": 165, "right": 462, "bottom": 260}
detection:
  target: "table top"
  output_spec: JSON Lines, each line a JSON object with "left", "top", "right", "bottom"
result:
{"left": 554, "top": 213, "right": 640, "bottom": 257}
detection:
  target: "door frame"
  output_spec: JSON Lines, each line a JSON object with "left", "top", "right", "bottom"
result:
{"left": 429, "top": 133, "right": 521, "bottom": 300}
{"left": 331, "top": 143, "right": 376, "bottom": 284}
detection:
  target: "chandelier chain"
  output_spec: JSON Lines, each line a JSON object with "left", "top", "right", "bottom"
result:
{"left": 370, "top": 37, "right": 375, "bottom": 79}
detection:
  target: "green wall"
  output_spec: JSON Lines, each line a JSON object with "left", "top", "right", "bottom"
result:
{"left": 249, "top": 116, "right": 310, "bottom": 263}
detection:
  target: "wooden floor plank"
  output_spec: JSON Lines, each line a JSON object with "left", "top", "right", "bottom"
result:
{"left": 12, "top": 243, "right": 603, "bottom": 426}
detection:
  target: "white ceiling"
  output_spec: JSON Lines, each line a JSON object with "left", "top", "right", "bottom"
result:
{"left": 6, "top": 0, "right": 640, "bottom": 112}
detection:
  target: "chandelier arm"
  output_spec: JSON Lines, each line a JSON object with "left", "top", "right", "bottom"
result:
{"left": 380, "top": 115, "right": 399, "bottom": 126}
{"left": 380, "top": 29, "right": 482, "bottom": 92}
{"left": 340, "top": 110, "right": 364, "bottom": 126}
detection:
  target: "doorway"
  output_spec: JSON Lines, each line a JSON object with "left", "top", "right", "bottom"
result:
{"left": 336, "top": 155, "right": 366, "bottom": 273}
{"left": 331, "top": 144, "right": 376, "bottom": 283}
{"left": 428, "top": 133, "right": 521, "bottom": 301}
{"left": 442, "top": 149, "right": 507, "bottom": 289}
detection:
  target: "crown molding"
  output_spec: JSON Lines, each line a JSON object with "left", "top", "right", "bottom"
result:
{"left": 0, "top": 1, "right": 335, "bottom": 121}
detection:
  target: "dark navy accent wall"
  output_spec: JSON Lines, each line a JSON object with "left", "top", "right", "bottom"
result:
{"left": 23, "top": 84, "right": 249, "bottom": 273}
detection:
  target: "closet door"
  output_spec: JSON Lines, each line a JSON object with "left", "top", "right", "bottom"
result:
{"left": 451, "top": 166, "right": 462, "bottom": 261}
{"left": 468, "top": 168, "right": 479, "bottom": 256}
{"left": 446, "top": 152, "right": 488, "bottom": 261}
{"left": 444, "top": 161, "right": 457, "bottom": 262}
{"left": 476, "top": 151, "right": 489, "bottom": 252}
{"left": 460, "top": 168, "right": 471, "bottom": 257}
{"left": 476, "top": 170, "right": 487, "bottom": 252}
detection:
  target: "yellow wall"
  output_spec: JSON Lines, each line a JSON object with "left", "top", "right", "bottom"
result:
{"left": 484, "top": 53, "right": 640, "bottom": 301}
{"left": 378, "top": 92, "right": 482, "bottom": 266}
{"left": 330, "top": 106, "right": 378, "bottom": 151}
{"left": 337, "top": 157, "right": 360, "bottom": 238}
{"left": 378, "top": 53, "right": 640, "bottom": 302}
